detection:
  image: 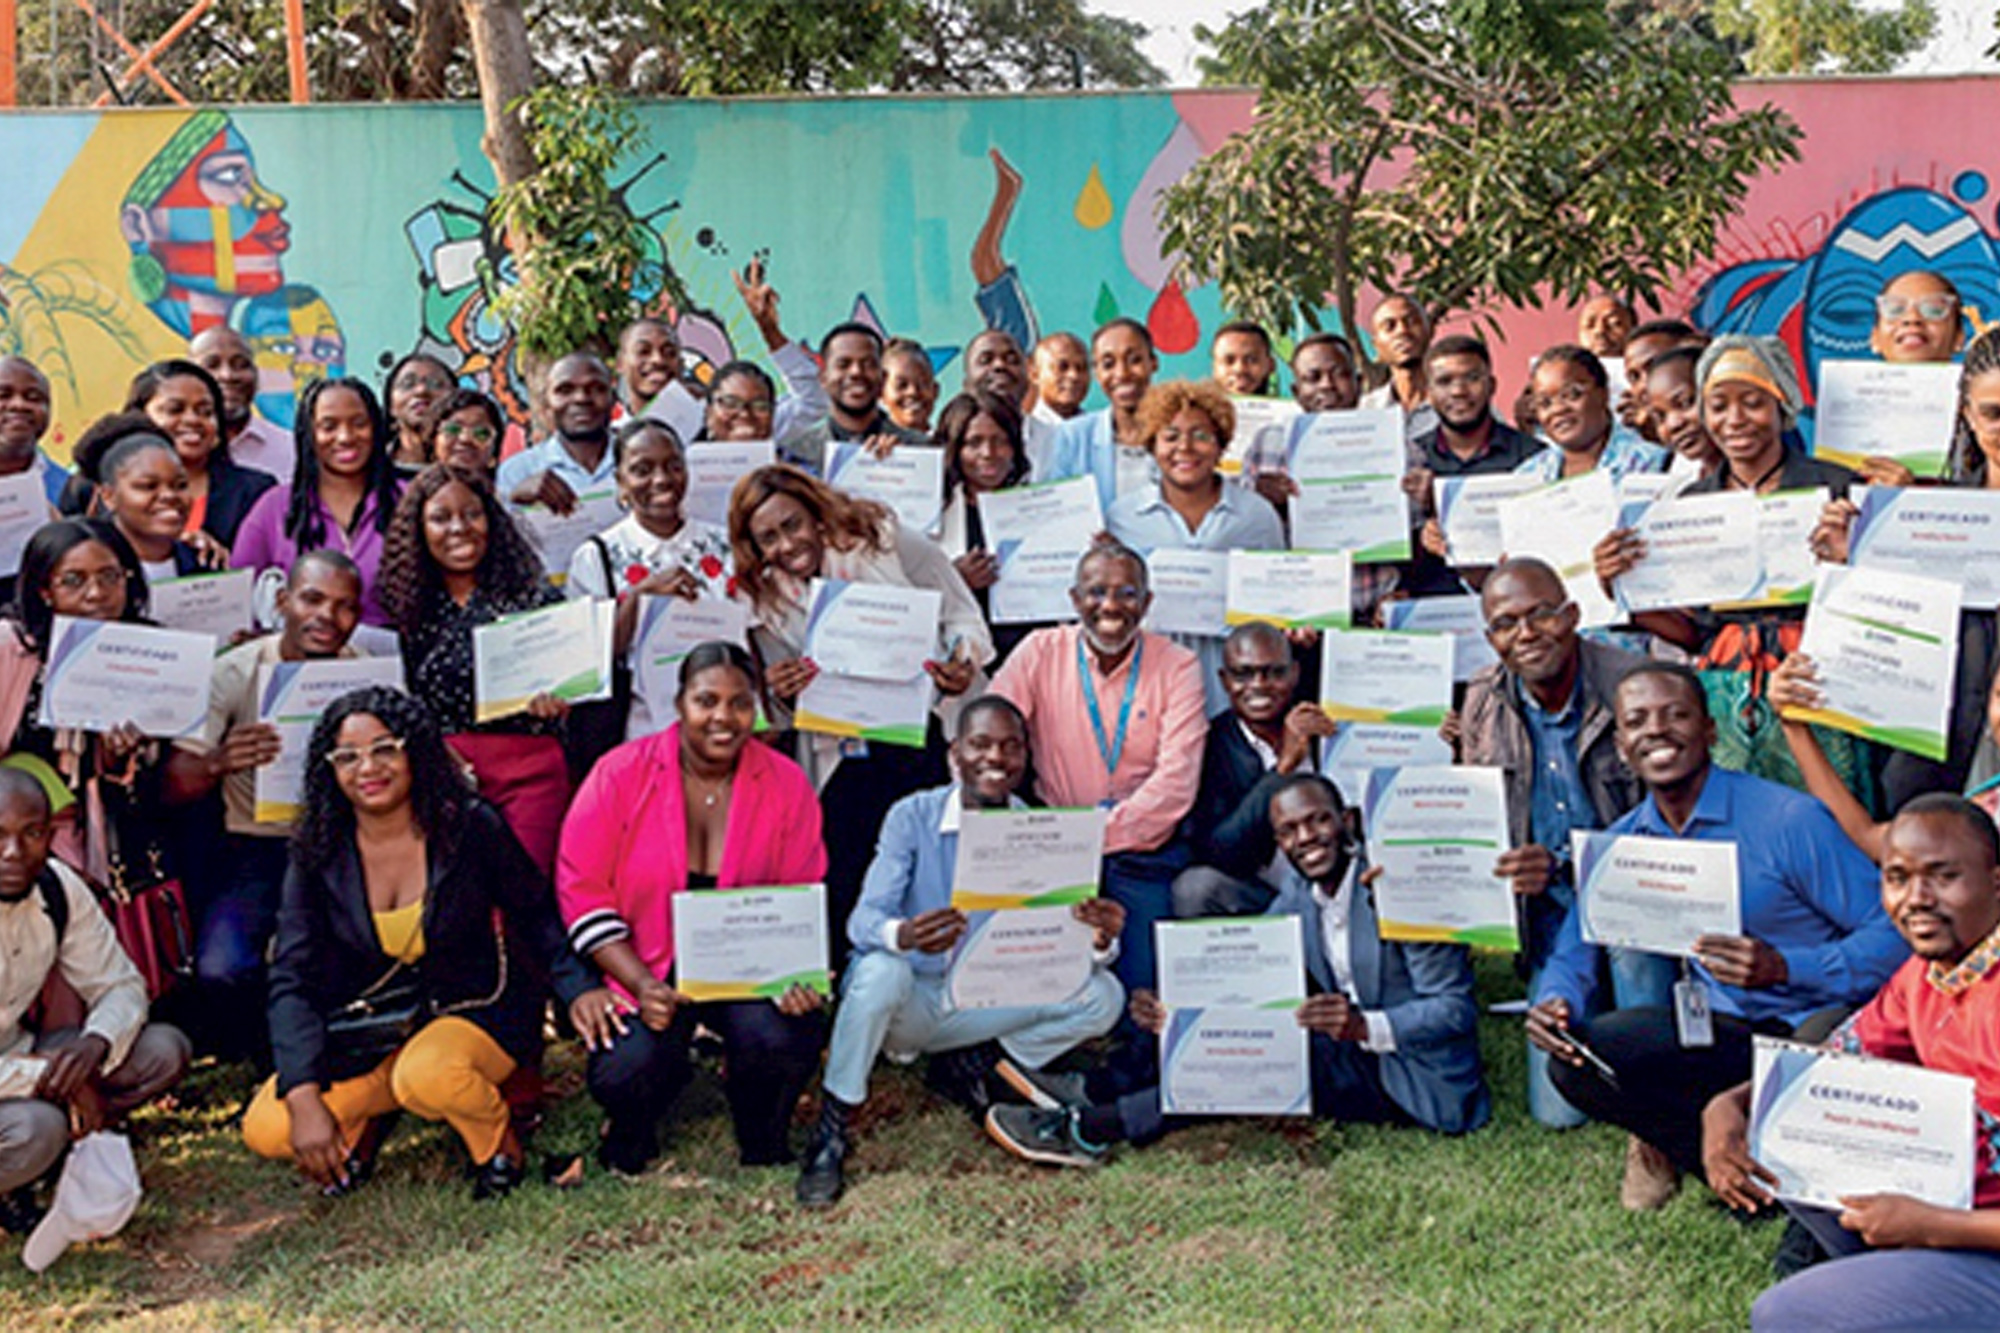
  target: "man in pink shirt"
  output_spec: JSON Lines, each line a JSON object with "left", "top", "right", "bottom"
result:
{"left": 990, "top": 542, "right": 1208, "bottom": 1000}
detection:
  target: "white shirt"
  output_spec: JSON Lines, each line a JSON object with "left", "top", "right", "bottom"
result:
{"left": 0, "top": 862, "right": 148, "bottom": 1098}
{"left": 228, "top": 414, "right": 296, "bottom": 485}
{"left": 1311, "top": 861, "right": 1398, "bottom": 1054}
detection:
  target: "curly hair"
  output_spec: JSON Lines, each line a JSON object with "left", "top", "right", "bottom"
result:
{"left": 8, "top": 518, "right": 150, "bottom": 652}
{"left": 291, "top": 685, "right": 473, "bottom": 876}
{"left": 726, "top": 464, "right": 891, "bottom": 614}
{"left": 123, "top": 359, "right": 226, "bottom": 450}
{"left": 377, "top": 464, "right": 546, "bottom": 635}
{"left": 287, "top": 378, "right": 402, "bottom": 551}
{"left": 423, "top": 388, "right": 506, "bottom": 467}
{"left": 935, "top": 390, "right": 1028, "bottom": 501}
{"left": 1135, "top": 379, "right": 1236, "bottom": 452}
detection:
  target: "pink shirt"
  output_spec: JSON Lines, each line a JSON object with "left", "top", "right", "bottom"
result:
{"left": 990, "top": 624, "right": 1207, "bottom": 855}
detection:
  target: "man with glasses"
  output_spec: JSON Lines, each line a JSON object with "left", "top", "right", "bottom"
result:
{"left": 990, "top": 542, "right": 1208, "bottom": 1001}
{"left": 1174, "top": 623, "right": 1335, "bottom": 919}
{"left": 1456, "top": 559, "right": 1668, "bottom": 1158}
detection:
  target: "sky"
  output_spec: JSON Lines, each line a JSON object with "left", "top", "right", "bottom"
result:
{"left": 1097, "top": 0, "right": 2000, "bottom": 85}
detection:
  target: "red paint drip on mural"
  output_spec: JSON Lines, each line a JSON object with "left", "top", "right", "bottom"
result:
{"left": 1147, "top": 280, "right": 1199, "bottom": 355}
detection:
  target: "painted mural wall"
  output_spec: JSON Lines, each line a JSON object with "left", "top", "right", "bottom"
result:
{"left": 2, "top": 77, "right": 1998, "bottom": 456}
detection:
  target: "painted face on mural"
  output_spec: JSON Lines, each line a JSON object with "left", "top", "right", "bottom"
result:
{"left": 123, "top": 119, "right": 289, "bottom": 304}
{"left": 240, "top": 286, "right": 346, "bottom": 432}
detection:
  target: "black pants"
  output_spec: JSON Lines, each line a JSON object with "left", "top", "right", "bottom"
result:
{"left": 1114, "top": 1029, "right": 1408, "bottom": 1144}
{"left": 586, "top": 1000, "right": 827, "bottom": 1169}
{"left": 1549, "top": 1005, "right": 1792, "bottom": 1179}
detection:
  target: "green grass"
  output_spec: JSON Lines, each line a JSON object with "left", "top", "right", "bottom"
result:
{"left": 0, "top": 956, "right": 1778, "bottom": 1330}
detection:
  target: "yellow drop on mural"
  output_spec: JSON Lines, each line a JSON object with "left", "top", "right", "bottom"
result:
{"left": 1074, "top": 163, "right": 1113, "bottom": 229}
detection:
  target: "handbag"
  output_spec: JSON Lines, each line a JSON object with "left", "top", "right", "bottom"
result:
{"left": 98, "top": 845, "right": 194, "bottom": 1004}
{"left": 320, "top": 913, "right": 511, "bottom": 1083}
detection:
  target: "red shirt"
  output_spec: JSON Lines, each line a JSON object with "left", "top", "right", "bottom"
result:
{"left": 1849, "top": 928, "right": 2000, "bottom": 1207}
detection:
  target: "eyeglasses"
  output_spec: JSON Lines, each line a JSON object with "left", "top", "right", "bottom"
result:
{"left": 1877, "top": 295, "right": 1958, "bottom": 323}
{"left": 325, "top": 736, "right": 407, "bottom": 770}
{"left": 1223, "top": 663, "right": 1292, "bottom": 684}
{"left": 712, "top": 393, "right": 774, "bottom": 415}
{"left": 1156, "top": 426, "right": 1219, "bottom": 447}
{"left": 50, "top": 569, "right": 125, "bottom": 594}
{"left": 1530, "top": 384, "right": 1593, "bottom": 415}
{"left": 1485, "top": 602, "right": 1572, "bottom": 638}
{"left": 438, "top": 422, "right": 495, "bottom": 443}
{"left": 1075, "top": 583, "right": 1145, "bottom": 606}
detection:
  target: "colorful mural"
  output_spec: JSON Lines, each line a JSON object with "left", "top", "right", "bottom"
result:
{"left": 7, "top": 78, "right": 2000, "bottom": 456}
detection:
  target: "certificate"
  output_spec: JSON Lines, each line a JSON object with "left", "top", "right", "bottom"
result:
{"left": 793, "top": 669, "right": 933, "bottom": 748}
{"left": 1383, "top": 595, "right": 1499, "bottom": 682}
{"left": 472, "top": 597, "right": 610, "bottom": 723}
{"left": 1496, "top": 470, "right": 1620, "bottom": 627}
{"left": 1850, "top": 487, "right": 2000, "bottom": 610}
{"left": 684, "top": 440, "right": 773, "bottom": 526}
{"left": 1814, "top": 360, "right": 1959, "bottom": 476}
{"left": 1363, "top": 765, "right": 1517, "bottom": 949}
{"left": 1319, "top": 627, "right": 1453, "bottom": 726}
{"left": 1223, "top": 396, "right": 1299, "bottom": 476}
{"left": 1157, "top": 916, "right": 1305, "bottom": 1009}
{"left": 1432, "top": 473, "right": 1542, "bottom": 566}
{"left": 672, "top": 884, "right": 830, "bottom": 1001}
{"left": 1144, "top": 549, "right": 1228, "bottom": 638}
{"left": 980, "top": 477, "right": 1104, "bottom": 624}
{"left": 1322, "top": 722, "right": 1452, "bottom": 804}
{"left": 639, "top": 379, "right": 706, "bottom": 445}
{"left": 1784, "top": 564, "right": 1961, "bottom": 760}
{"left": 149, "top": 568, "right": 256, "bottom": 642}
{"left": 1750, "top": 1037, "right": 1977, "bottom": 1211}
{"left": 1573, "top": 831, "right": 1741, "bottom": 955}
{"left": 517, "top": 487, "right": 625, "bottom": 585}
{"left": 38, "top": 617, "right": 213, "bottom": 738}
{"left": 826, "top": 441, "right": 945, "bottom": 533}
{"left": 1284, "top": 410, "right": 1410, "bottom": 560}
{"left": 802, "top": 578, "right": 941, "bottom": 681}
{"left": 946, "top": 907, "right": 1096, "bottom": 1010}
{"left": 252, "top": 656, "right": 407, "bottom": 823}
{"left": 952, "top": 806, "right": 1106, "bottom": 910}
{"left": 1159, "top": 1007, "right": 1310, "bottom": 1116}
{"left": 1720, "top": 488, "right": 1829, "bottom": 610}
{"left": 0, "top": 471, "right": 48, "bottom": 576}
{"left": 1613, "top": 490, "right": 1763, "bottom": 614}
{"left": 1225, "top": 550, "right": 1352, "bottom": 630}
{"left": 632, "top": 595, "right": 751, "bottom": 714}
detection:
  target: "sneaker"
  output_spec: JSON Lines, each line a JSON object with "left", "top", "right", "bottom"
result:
{"left": 984, "top": 1105, "right": 1106, "bottom": 1169}
{"left": 795, "top": 1124, "right": 849, "bottom": 1210}
{"left": 994, "top": 1058, "right": 1091, "bottom": 1111}
{"left": 925, "top": 1045, "right": 999, "bottom": 1117}
{"left": 471, "top": 1152, "right": 523, "bottom": 1202}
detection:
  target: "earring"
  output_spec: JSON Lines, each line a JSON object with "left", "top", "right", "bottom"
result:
{"left": 128, "top": 252, "right": 167, "bottom": 304}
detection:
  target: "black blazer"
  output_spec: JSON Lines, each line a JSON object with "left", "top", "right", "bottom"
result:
{"left": 203, "top": 454, "right": 278, "bottom": 549}
{"left": 1183, "top": 713, "right": 1290, "bottom": 883}
{"left": 268, "top": 797, "right": 593, "bottom": 1096}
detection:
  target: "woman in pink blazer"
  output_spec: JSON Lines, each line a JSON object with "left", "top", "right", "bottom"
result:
{"left": 558, "top": 641, "right": 828, "bottom": 1174}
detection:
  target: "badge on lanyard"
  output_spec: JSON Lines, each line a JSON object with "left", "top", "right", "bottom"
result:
{"left": 1673, "top": 977, "right": 1714, "bottom": 1048}
{"left": 1078, "top": 634, "right": 1142, "bottom": 781}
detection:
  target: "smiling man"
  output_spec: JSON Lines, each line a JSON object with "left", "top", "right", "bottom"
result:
{"left": 990, "top": 543, "right": 1207, "bottom": 1004}
{"left": 163, "top": 550, "right": 367, "bottom": 1062}
{"left": 495, "top": 352, "right": 617, "bottom": 518}
{"left": 0, "top": 358, "right": 72, "bottom": 514}
{"left": 189, "top": 327, "right": 293, "bottom": 483}
{"left": 779, "top": 322, "right": 927, "bottom": 477}
{"left": 796, "top": 696, "right": 1127, "bottom": 1208}
{"left": 1526, "top": 662, "right": 1905, "bottom": 1209}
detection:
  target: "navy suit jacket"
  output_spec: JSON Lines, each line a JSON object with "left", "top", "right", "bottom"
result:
{"left": 1267, "top": 860, "right": 1491, "bottom": 1134}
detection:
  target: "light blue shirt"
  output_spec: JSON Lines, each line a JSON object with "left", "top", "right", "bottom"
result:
{"left": 1045, "top": 409, "right": 1156, "bottom": 513}
{"left": 494, "top": 434, "right": 617, "bottom": 504}
{"left": 1513, "top": 425, "right": 1668, "bottom": 484}
{"left": 848, "top": 785, "right": 1024, "bottom": 977}
{"left": 1106, "top": 478, "right": 1285, "bottom": 716}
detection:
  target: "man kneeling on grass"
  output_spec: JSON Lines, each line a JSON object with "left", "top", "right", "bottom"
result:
{"left": 797, "top": 696, "right": 1127, "bottom": 1207}
{"left": 984, "top": 773, "right": 1489, "bottom": 1167}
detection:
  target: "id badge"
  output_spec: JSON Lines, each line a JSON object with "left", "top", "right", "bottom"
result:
{"left": 1673, "top": 978, "right": 1714, "bottom": 1048}
{"left": 839, "top": 737, "right": 871, "bottom": 761}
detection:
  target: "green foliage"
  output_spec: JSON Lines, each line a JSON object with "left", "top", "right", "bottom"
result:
{"left": 488, "top": 85, "right": 675, "bottom": 362}
{"left": 1711, "top": 0, "right": 1937, "bottom": 75}
{"left": 1163, "top": 0, "right": 1803, "bottom": 345}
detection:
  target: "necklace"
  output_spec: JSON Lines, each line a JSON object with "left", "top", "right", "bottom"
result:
{"left": 683, "top": 766, "right": 733, "bottom": 808}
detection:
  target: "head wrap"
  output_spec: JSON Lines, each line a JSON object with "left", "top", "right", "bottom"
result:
{"left": 1694, "top": 335, "right": 1803, "bottom": 428}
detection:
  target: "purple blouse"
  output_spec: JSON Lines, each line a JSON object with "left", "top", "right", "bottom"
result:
{"left": 230, "top": 483, "right": 401, "bottom": 627}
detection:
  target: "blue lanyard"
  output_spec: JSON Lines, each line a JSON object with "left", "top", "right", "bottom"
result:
{"left": 1078, "top": 634, "right": 1142, "bottom": 776}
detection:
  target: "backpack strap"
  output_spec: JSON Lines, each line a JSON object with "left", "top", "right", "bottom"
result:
{"left": 36, "top": 866, "right": 67, "bottom": 947}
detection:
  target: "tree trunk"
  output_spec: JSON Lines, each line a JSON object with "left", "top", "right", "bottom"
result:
{"left": 460, "top": 0, "right": 538, "bottom": 189}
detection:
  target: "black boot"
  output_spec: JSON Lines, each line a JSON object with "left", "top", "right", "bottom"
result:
{"left": 795, "top": 1097, "right": 852, "bottom": 1209}
{"left": 925, "top": 1040, "right": 1003, "bottom": 1117}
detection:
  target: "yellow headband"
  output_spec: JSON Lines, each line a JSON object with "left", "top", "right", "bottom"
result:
{"left": 1704, "top": 347, "right": 1783, "bottom": 402}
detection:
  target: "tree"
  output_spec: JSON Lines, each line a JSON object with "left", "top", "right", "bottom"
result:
{"left": 1614, "top": 0, "right": 1937, "bottom": 75}
{"left": 1158, "top": 0, "right": 1802, "bottom": 349}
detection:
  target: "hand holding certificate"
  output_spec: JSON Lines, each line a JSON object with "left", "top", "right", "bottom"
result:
{"left": 1319, "top": 627, "right": 1453, "bottom": 726}
{"left": 518, "top": 487, "right": 625, "bottom": 584}
{"left": 0, "top": 471, "right": 49, "bottom": 577}
{"left": 1322, "top": 723, "right": 1452, "bottom": 804}
{"left": 472, "top": 597, "right": 611, "bottom": 723}
{"left": 1158, "top": 917, "right": 1305, "bottom": 1009}
{"left": 827, "top": 442, "right": 945, "bottom": 533}
{"left": 1434, "top": 474, "right": 1542, "bottom": 566}
{"left": 951, "top": 806, "right": 1105, "bottom": 910}
{"left": 39, "top": 617, "right": 214, "bottom": 738}
{"left": 1613, "top": 490, "right": 1763, "bottom": 614}
{"left": 1848, "top": 486, "right": 2000, "bottom": 610}
{"left": 980, "top": 477, "right": 1104, "bottom": 624}
{"left": 672, "top": 884, "right": 830, "bottom": 1001}
{"left": 1157, "top": 917, "right": 1309, "bottom": 1116}
{"left": 1750, "top": 1038, "right": 1976, "bottom": 1210}
{"left": 1497, "top": 470, "right": 1620, "bottom": 627}
{"left": 1363, "top": 766, "right": 1517, "bottom": 949}
{"left": 1782, "top": 564, "right": 1961, "bottom": 760}
{"left": 1573, "top": 831, "right": 1740, "bottom": 955}
{"left": 1284, "top": 410, "right": 1410, "bottom": 560}
{"left": 1226, "top": 551, "right": 1352, "bottom": 630}
{"left": 802, "top": 578, "right": 942, "bottom": 680}
{"left": 1814, "top": 360, "right": 1958, "bottom": 476}
{"left": 1145, "top": 549, "right": 1228, "bottom": 638}
{"left": 947, "top": 907, "right": 1097, "bottom": 1010}
{"left": 149, "top": 568, "right": 257, "bottom": 641}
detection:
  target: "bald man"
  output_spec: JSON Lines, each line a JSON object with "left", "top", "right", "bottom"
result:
{"left": 190, "top": 327, "right": 294, "bottom": 483}
{"left": 496, "top": 352, "right": 617, "bottom": 516}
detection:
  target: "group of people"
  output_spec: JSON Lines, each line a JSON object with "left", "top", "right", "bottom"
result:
{"left": 0, "top": 259, "right": 1992, "bottom": 1327}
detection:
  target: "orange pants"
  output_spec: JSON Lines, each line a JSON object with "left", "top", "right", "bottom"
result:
{"left": 243, "top": 1016, "right": 517, "bottom": 1166}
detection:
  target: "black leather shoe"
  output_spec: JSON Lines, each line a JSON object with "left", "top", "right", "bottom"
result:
{"left": 472, "top": 1152, "right": 523, "bottom": 1201}
{"left": 926, "top": 1044, "right": 999, "bottom": 1117}
{"left": 794, "top": 1126, "right": 848, "bottom": 1210}
{"left": 0, "top": 1186, "right": 44, "bottom": 1235}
